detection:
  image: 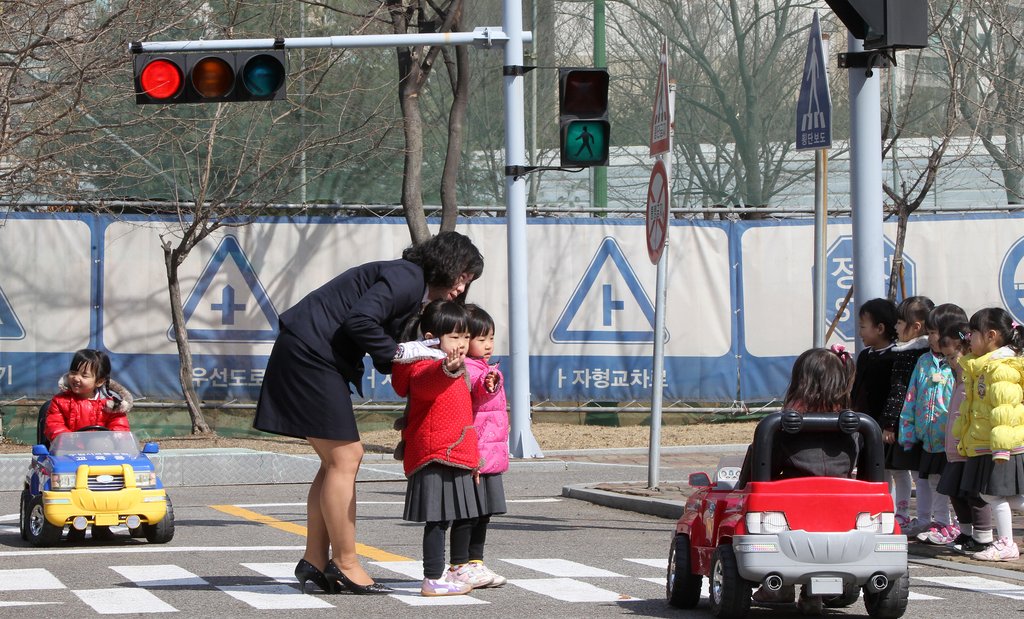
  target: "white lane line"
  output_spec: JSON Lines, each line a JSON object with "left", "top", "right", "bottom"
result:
{"left": 0, "top": 526, "right": 19, "bottom": 535}
{"left": 0, "top": 545, "right": 304, "bottom": 558}
{"left": 235, "top": 498, "right": 562, "bottom": 508}
{"left": 0, "top": 568, "right": 66, "bottom": 591}
{"left": 110, "top": 565, "right": 209, "bottom": 588}
{"left": 73, "top": 588, "right": 177, "bottom": 614}
{"left": 217, "top": 584, "right": 334, "bottom": 609}
{"left": 386, "top": 581, "right": 489, "bottom": 606}
{"left": 909, "top": 591, "right": 944, "bottom": 600}
{"left": 0, "top": 601, "right": 64, "bottom": 607}
{"left": 501, "top": 558, "right": 625, "bottom": 578}
{"left": 625, "top": 558, "right": 665, "bottom": 569}
{"left": 915, "top": 575, "right": 1024, "bottom": 600}
{"left": 0, "top": 513, "right": 19, "bottom": 523}
{"left": 510, "top": 578, "right": 642, "bottom": 602}
{"left": 242, "top": 562, "right": 297, "bottom": 583}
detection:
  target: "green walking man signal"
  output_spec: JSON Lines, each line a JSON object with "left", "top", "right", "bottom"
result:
{"left": 559, "top": 68, "right": 610, "bottom": 167}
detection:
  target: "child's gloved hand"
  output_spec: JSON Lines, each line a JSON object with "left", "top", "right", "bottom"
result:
{"left": 394, "top": 339, "right": 445, "bottom": 361}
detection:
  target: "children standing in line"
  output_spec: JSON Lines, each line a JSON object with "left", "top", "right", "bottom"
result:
{"left": 851, "top": 298, "right": 899, "bottom": 428}
{"left": 936, "top": 315, "right": 995, "bottom": 552}
{"left": 44, "top": 349, "right": 134, "bottom": 442}
{"left": 898, "top": 304, "right": 962, "bottom": 544}
{"left": 957, "top": 307, "right": 1024, "bottom": 561}
{"left": 462, "top": 305, "right": 510, "bottom": 588}
{"left": 391, "top": 301, "right": 484, "bottom": 596}
{"left": 881, "top": 296, "right": 934, "bottom": 535}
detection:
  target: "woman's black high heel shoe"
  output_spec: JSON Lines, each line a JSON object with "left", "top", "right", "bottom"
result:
{"left": 323, "top": 562, "right": 393, "bottom": 595}
{"left": 294, "top": 559, "right": 333, "bottom": 594}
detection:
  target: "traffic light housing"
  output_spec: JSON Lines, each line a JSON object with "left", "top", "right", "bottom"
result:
{"left": 825, "top": 0, "right": 928, "bottom": 50}
{"left": 133, "top": 51, "right": 287, "bottom": 104}
{"left": 559, "top": 68, "right": 610, "bottom": 167}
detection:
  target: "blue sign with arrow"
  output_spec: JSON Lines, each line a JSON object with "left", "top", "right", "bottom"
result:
{"left": 796, "top": 11, "right": 832, "bottom": 151}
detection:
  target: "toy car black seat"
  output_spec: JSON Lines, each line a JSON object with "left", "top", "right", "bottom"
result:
{"left": 748, "top": 410, "right": 885, "bottom": 484}
{"left": 36, "top": 400, "right": 51, "bottom": 449}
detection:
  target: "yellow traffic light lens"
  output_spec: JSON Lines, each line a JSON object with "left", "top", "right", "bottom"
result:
{"left": 192, "top": 57, "right": 234, "bottom": 98}
{"left": 242, "top": 54, "right": 285, "bottom": 97}
{"left": 140, "top": 59, "right": 183, "bottom": 100}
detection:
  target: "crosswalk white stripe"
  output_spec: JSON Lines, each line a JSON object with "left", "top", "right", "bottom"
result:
{"left": 501, "top": 558, "right": 625, "bottom": 578}
{"left": 0, "top": 568, "right": 66, "bottom": 590}
{"left": 0, "top": 545, "right": 305, "bottom": 558}
{"left": 110, "top": 565, "right": 208, "bottom": 588}
{"left": 915, "top": 575, "right": 1024, "bottom": 600}
{"left": 510, "top": 578, "right": 642, "bottom": 602}
{"left": 73, "top": 588, "right": 177, "bottom": 614}
{"left": 372, "top": 560, "right": 426, "bottom": 580}
{"left": 386, "top": 581, "right": 490, "bottom": 606}
{"left": 625, "top": 558, "right": 665, "bottom": 569}
{"left": 234, "top": 498, "right": 562, "bottom": 508}
{"left": 241, "top": 562, "right": 297, "bottom": 583}
{"left": 217, "top": 584, "right": 335, "bottom": 609}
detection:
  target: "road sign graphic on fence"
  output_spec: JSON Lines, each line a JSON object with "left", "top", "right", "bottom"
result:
{"left": 550, "top": 237, "right": 660, "bottom": 343}
{"left": 0, "top": 284, "right": 25, "bottom": 340}
{"left": 1000, "top": 236, "right": 1024, "bottom": 326}
{"left": 824, "top": 235, "right": 915, "bottom": 341}
{"left": 169, "top": 235, "right": 278, "bottom": 343}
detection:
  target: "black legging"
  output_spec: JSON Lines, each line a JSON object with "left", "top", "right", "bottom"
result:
{"left": 423, "top": 518, "right": 475, "bottom": 579}
{"left": 468, "top": 515, "right": 491, "bottom": 562}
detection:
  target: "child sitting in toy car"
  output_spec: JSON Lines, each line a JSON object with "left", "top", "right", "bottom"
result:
{"left": 737, "top": 346, "right": 861, "bottom": 613}
{"left": 43, "top": 349, "right": 134, "bottom": 443}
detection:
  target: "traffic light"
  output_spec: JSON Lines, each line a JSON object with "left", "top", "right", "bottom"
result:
{"left": 133, "top": 51, "right": 287, "bottom": 104}
{"left": 824, "top": 0, "right": 928, "bottom": 50}
{"left": 559, "top": 68, "right": 610, "bottom": 167}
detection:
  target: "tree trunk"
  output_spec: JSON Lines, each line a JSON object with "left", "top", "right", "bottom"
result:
{"left": 439, "top": 25, "right": 469, "bottom": 232}
{"left": 163, "top": 241, "right": 212, "bottom": 435}
{"left": 887, "top": 203, "right": 911, "bottom": 302}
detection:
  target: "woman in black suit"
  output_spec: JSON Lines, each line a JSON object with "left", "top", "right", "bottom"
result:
{"left": 253, "top": 231, "right": 484, "bottom": 594}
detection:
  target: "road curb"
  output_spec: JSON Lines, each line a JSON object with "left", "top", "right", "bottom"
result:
{"left": 562, "top": 482, "right": 683, "bottom": 520}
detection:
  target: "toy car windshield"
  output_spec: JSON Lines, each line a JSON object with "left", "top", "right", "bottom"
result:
{"left": 48, "top": 431, "right": 140, "bottom": 457}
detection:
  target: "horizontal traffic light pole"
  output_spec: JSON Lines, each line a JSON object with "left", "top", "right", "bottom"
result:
{"left": 130, "top": 26, "right": 532, "bottom": 54}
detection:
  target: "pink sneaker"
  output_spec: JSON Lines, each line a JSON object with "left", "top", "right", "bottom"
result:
{"left": 446, "top": 563, "right": 493, "bottom": 589}
{"left": 973, "top": 537, "right": 1020, "bottom": 561}
{"left": 421, "top": 577, "right": 471, "bottom": 596}
{"left": 923, "top": 524, "right": 961, "bottom": 545}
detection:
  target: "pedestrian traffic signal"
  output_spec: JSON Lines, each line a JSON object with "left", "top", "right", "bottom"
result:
{"left": 133, "top": 51, "right": 287, "bottom": 104}
{"left": 559, "top": 68, "right": 610, "bottom": 167}
{"left": 824, "top": 0, "right": 928, "bottom": 50}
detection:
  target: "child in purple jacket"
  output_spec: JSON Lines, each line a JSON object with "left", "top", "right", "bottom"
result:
{"left": 462, "top": 304, "right": 510, "bottom": 588}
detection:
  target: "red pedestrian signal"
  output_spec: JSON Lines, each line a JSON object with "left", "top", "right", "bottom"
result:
{"left": 559, "top": 68, "right": 610, "bottom": 167}
{"left": 133, "top": 51, "right": 287, "bottom": 104}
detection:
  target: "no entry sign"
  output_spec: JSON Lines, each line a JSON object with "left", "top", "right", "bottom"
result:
{"left": 646, "top": 159, "right": 669, "bottom": 264}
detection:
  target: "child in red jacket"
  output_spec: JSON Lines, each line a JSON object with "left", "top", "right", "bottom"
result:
{"left": 391, "top": 301, "right": 482, "bottom": 597}
{"left": 44, "top": 349, "right": 133, "bottom": 442}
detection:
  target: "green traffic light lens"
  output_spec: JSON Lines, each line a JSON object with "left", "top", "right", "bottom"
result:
{"left": 192, "top": 56, "right": 234, "bottom": 98}
{"left": 242, "top": 54, "right": 285, "bottom": 97}
{"left": 140, "top": 59, "right": 183, "bottom": 100}
{"left": 562, "top": 120, "right": 610, "bottom": 165}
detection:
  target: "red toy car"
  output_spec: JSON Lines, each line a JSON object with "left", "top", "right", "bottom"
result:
{"left": 667, "top": 410, "right": 909, "bottom": 618}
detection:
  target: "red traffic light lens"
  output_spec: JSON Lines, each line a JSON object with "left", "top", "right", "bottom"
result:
{"left": 192, "top": 56, "right": 234, "bottom": 98}
{"left": 139, "top": 59, "right": 183, "bottom": 100}
{"left": 242, "top": 54, "right": 285, "bottom": 97}
{"left": 562, "top": 70, "right": 609, "bottom": 116}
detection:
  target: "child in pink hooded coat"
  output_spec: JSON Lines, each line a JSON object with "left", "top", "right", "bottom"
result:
{"left": 461, "top": 305, "right": 510, "bottom": 588}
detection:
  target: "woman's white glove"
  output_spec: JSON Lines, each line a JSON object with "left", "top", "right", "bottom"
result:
{"left": 394, "top": 338, "right": 445, "bottom": 361}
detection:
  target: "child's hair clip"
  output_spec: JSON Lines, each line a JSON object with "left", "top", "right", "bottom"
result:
{"left": 829, "top": 343, "right": 852, "bottom": 366}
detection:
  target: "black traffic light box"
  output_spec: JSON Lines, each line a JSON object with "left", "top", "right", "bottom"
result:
{"left": 825, "top": 0, "right": 929, "bottom": 50}
{"left": 559, "top": 68, "right": 610, "bottom": 167}
{"left": 133, "top": 51, "right": 287, "bottom": 104}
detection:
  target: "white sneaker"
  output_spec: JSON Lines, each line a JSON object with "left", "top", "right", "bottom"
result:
{"left": 446, "top": 563, "right": 493, "bottom": 588}
{"left": 468, "top": 561, "right": 507, "bottom": 587}
{"left": 973, "top": 537, "right": 1020, "bottom": 562}
{"left": 421, "top": 577, "right": 471, "bottom": 596}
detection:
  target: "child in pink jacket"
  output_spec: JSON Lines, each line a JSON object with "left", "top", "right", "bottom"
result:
{"left": 462, "top": 305, "right": 510, "bottom": 588}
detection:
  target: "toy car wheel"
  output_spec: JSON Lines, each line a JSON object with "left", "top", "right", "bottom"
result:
{"left": 26, "top": 496, "right": 63, "bottom": 547}
{"left": 667, "top": 534, "right": 703, "bottom": 608}
{"left": 129, "top": 526, "right": 146, "bottom": 538}
{"left": 824, "top": 581, "right": 860, "bottom": 608}
{"left": 709, "top": 544, "right": 751, "bottom": 618}
{"left": 19, "top": 488, "right": 30, "bottom": 541}
{"left": 143, "top": 496, "right": 175, "bottom": 544}
{"left": 863, "top": 572, "right": 909, "bottom": 619}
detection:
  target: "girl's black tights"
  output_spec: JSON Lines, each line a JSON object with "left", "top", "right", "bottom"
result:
{"left": 469, "top": 515, "right": 491, "bottom": 561}
{"left": 423, "top": 518, "right": 475, "bottom": 579}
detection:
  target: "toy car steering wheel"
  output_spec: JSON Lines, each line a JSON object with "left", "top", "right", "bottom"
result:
{"left": 77, "top": 425, "right": 111, "bottom": 432}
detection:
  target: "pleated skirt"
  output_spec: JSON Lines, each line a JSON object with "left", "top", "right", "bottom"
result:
{"left": 404, "top": 463, "right": 481, "bottom": 523}
{"left": 936, "top": 460, "right": 966, "bottom": 497}
{"left": 917, "top": 450, "right": 947, "bottom": 479}
{"left": 885, "top": 441, "right": 921, "bottom": 471}
{"left": 960, "top": 453, "right": 1024, "bottom": 497}
{"left": 476, "top": 473, "right": 507, "bottom": 516}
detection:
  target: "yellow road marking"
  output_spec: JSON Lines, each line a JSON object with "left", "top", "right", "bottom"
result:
{"left": 210, "top": 504, "right": 410, "bottom": 562}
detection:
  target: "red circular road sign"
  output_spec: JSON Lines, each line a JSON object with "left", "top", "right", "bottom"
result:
{"left": 646, "top": 159, "right": 669, "bottom": 264}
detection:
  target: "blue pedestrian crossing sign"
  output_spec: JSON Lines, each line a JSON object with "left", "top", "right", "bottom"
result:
{"left": 0, "top": 283, "right": 26, "bottom": 339}
{"left": 550, "top": 237, "right": 663, "bottom": 343}
{"left": 1000, "top": 236, "right": 1024, "bottom": 326}
{"left": 169, "top": 235, "right": 279, "bottom": 343}
{"left": 796, "top": 11, "right": 832, "bottom": 151}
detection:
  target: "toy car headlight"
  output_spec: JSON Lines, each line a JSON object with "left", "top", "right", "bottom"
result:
{"left": 745, "top": 512, "right": 789, "bottom": 534}
{"left": 134, "top": 471, "right": 157, "bottom": 488}
{"left": 50, "top": 473, "right": 77, "bottom": 489}
{"left": 856, "top": 512, "right": 895, "bottom": 534}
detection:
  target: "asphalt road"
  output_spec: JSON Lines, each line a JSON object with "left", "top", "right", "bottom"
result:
{"left": 1, "top": 458, "right": 1022, "bottom": 617}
